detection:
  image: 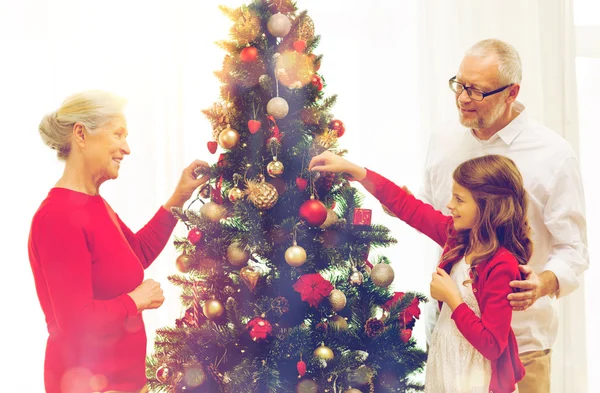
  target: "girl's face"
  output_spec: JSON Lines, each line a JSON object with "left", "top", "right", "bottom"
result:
{"left": 446, "top": 181, "right": 479, "bottom": 230}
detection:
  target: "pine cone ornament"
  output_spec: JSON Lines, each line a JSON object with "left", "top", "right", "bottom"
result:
{"left": 245, "top": 179, "right": 278, "bottom": 209}
{"left": 365, "top": 318, "right": 385, "bottom": 337}
{"left": 316, "top": 171, "right": 336, "bottom": 194}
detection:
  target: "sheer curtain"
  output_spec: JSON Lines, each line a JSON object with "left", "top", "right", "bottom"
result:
{"left": 417, "top": 1, "right": 586, "bottom": 392}
{"left": 0, "top": 1, "right": 422, "bottom": 392}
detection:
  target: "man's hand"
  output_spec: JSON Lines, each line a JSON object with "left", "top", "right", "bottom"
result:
{"left": 508, "top": 265, "right": 559, "bottom": 311}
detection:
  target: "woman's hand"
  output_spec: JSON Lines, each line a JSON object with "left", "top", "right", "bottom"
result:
{"left": 308, "top": 151, "right": 366, "bottom": 180}
{"left": 430, "top": 268, "right": 464, "bottom": 311}
{"left": 128, "top": 279, "right": 165, "bottom": 312}
{"left": 164, "top": 160, "right": 211, "bottom": 209}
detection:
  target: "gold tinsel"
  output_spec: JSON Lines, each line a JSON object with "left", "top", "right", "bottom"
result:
{"left": 314, "top": 128, "right": 338, "bottom": 149}
{"left": 279, "top": 11, "right": 316, "bottom": 52}
{"left": 220, "top": 5, "right": 261, "bottom": 45}
{"left": 266, "top": 0, "right": 297, "bottom": 14}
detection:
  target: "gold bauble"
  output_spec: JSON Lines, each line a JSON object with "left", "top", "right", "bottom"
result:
{"left": 296, "top": 379, "right": 318, "bottom": 393}
{"left": 327, "top": 289, "right": 347, "bottom": 312}
{"left": 228, "top": 187, "right": 245, "bottom": 202}
{"left": 202, "top": 299, "right": 225, "bottom": 319}
{"left": 348, "top": 268, "right": 364, "bottom": 286}
{"left": 370, "top": 263, "right": 395, "bottom": 287}
{"left": 266, "top": 97, "right": 289, "bottom": 119}
{"left": 284, "top": 244, "right": 307, "bottom": 267}
{"left": 200, "top": 201, "right": 228, "bottom": 222}
{"left": 176, "top": 254, "right": 195, "bottom": 273}
{"left": 267, "top": 159, "right": 285, "bottom": 178}
{"left": 313, "top": 343, "right": 334, "bottom": 360}
{"left": 328, "top": 315, "right": 348, "bottom": 330}
{"left": 183, "top": 361, "right": 207, "bottom": 388}
{"left": 227, "top": 241, "right": 250, "bottom": 267}
{"left": 245, "top": 179, "right": 278, "bottom": 210}
{"left": 218, "top": 127, "right": 240, "bottom": 149}
{"left": 319, "top": 208, "right": 339, "bottom": 229}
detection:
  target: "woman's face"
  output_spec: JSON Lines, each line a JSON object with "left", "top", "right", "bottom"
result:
{"left": 83, "top": 116, "right": 130, "bottom": 182}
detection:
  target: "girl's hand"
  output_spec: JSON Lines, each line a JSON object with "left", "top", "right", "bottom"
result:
{"left": 308, "top": 151, "right": 367, "bottom": 180}
{"left": 430, "top": 268, "right": 464, "bottom": 311}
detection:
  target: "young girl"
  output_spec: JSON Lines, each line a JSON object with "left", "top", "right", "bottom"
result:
{"left": 309, "top": 151, "right": 529, "bottom": 393}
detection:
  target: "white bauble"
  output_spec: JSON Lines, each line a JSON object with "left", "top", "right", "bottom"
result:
{"left": 267, "top": 13, "right": 292, "bottom": 37}
{"left": 267, "top": 97, "right": 289, "bottom": 119}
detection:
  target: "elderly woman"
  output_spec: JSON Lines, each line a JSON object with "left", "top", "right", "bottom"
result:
{"left": 28, "top": 90, "right": 209, "bottom": 393}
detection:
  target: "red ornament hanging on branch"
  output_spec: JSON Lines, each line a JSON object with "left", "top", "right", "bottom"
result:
{"left": 353, "top": 208, "right": 372, "bottom": 226}
{"left": 329, "top": 119, "right": 345, "bottom": 137}
{"left": 247, "top": 317, "right": 273, "bottom": 341}
{"left": 311, "top": 74, "right": 323, "bottom": 91}
{"left": 299, "top": 196, "right": 328, "bottom": 226}
{"left": 207, "top": 141, "right": 218, "bottom": 154}
{"left": 240, "top": 46, "right": 258, "bottom": 63}
{"left": 187, "top": 228, "right": 203, "bottom": 245}
{"left": 297, "top": 356, "right": 307, "bottom": 377}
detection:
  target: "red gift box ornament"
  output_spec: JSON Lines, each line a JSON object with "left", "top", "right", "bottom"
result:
{"left": 353, "top": 208, "right": 372, "bottom": 226}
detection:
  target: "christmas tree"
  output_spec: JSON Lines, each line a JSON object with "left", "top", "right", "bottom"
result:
{"left": 147, "top": 1, "right": 427, "bottom": 392}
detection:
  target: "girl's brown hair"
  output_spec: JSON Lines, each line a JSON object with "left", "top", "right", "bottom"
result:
{"left": 442, "top": 155, "right": 533, "bottom": 280}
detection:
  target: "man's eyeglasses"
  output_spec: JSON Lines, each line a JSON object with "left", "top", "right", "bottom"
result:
{"left": 449, "top": 76, "right": 513, "bottom": 101}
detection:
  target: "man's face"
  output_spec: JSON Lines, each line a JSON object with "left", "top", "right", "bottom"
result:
{"left": 454, "top": 55, "right": 508, "bottom": 130}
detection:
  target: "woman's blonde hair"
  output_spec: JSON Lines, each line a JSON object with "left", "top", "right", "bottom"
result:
{"left": 38, "top": 90, "right": 127, "bottom": 160}
{"left": 442, "top": 155, "right": 533, "bottom": 280}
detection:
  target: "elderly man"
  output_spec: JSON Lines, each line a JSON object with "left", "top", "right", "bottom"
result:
{"left": 419, "top": 38, "right": 589, "bottom": 393}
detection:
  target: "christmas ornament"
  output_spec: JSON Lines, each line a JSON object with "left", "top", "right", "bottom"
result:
{"left": 327, "top": 289, "right": 346, "bottom": 312}
{"left": 313, "top": 128, "right": 338, "bottom": 150}
{"left": 199, "top": 184, "right": 212, "bottom": 199}
{"left": 246, "top": 317, "right": 273, "bottom": 341}
{"left": 370, "top": 263, "right": 395, "bottom": 287}
{"left": 400, "top": 328, "right": 412, "bottom": 343}
{"left": 227, "top": 241, "right": 250, "bottom": 267}
{"left": 329, "top": 119, "right": 346, "bottom": 137}
{"left": 218, "top": 126, "right": 240, "bottom": 149}
{"left": 293, "top": 40, "right": 307, "bottom": 52}
{"left": 267, "top": 13, "right": 292, "bottom": 37}
{"left": 247, "top": 119, "right": 261, "bottom": 134}
{"left": 202, "top": 299, "right": 225, "bottom": 319}
{"left": 240, "top": 265, "right": 261, "bottom": 291}
{"left": 296, "top": 379, "right": 318, "bottom": 393}
{"left": 267, "top": 158, "right": 284, "bottom": 178}
{"left": 266, "top": 97, "right": 289, "bottom": 119}
{"left": 182, "top": 361, "right": 207, "bottom": 388}
{"left": 245, "top": 178, "right": 278, "bottom": 210}
{"left": 200, "top": 201, "right": 227, "bottom": 222}
{"left": 313, "top": 343, "right": 334, "bottom": 361}
{"left": 275, "top": 51, "right": 314, "bottom": 88}
{"left": 319, "top": 208, "right": 339, "bottom": 229}
{"left": 285, "top": 242, "right": 307, "bottom": 267}
{"left": 293, "top": 273, "right": 333, "bottom": 308}
{"left": 297, "top": 357, "right": 307, "bottom": 377}
{"left": 311, "top": 74, "right": 323, "bottom": 90}
{"left": 299, "top": 197, "right": 327, "bottom": 226}
{"left": 348, "top": 267, "right": 364, "bottom": 286}
{"left": 353, "top": 208, "right": 372, "bottom": 226}
{"left": 228, "top": 187, "right": 245, "bottom": 202}
{"left": 207, "top": 141, "right": 218, "bottom": 154}
{"left": 176, "top": 254, "right": 194, "bottom": 273}
{"left": 365, "top": 318, "right": 385, "bottom": 337}
{"left": 295, "top": 177, "right": 308, "bottom": 191}
{"left": 328, "top": 315, "right": 348, "bottom": 330}
{"left": 156, "top": 364, "right": 176, "bottom": 384}
{"left": 240, "top": 46, "right": 258, "bottom": 63}
{"left": 188, "top": 228, "right": 203, "bottom": 245}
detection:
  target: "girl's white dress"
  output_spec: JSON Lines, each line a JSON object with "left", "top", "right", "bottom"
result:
{"left": 424, "top": 257, "right": 496, "bottom": 393}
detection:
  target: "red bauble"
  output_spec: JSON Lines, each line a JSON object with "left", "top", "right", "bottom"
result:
{"left": 293, "top": 40, "right": 307, "bottom": 52}
{"left": 188, "top": 228, "right": 203, "bottom": 245}
{"left": 329, "top": 119, "right": 345, "bottom": 137}
{"left": 247, "top": 317, "right": 273, "bottom": 341}
{"left": 207, "top": 141, "right": 218, "bottom": 154}
{"left": 295, "top": 177, "right": 308, "bottom": 191}
{"left": 248, "top": 119, "right": 261, "bottom": 134}
{"left": 240, "top": 46, "right": 258, "bottom": 62}
{"left": 311, "top": 75, "right": 323, "bottom": 91}
{"left": 400, "top": 328, "right": 412, "bottom": 343}
{"left": 297, "top": 360, "right": 307, "bottom": 377}
{"left": 299, "top": 198, "right": 328, "bottom": 226}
